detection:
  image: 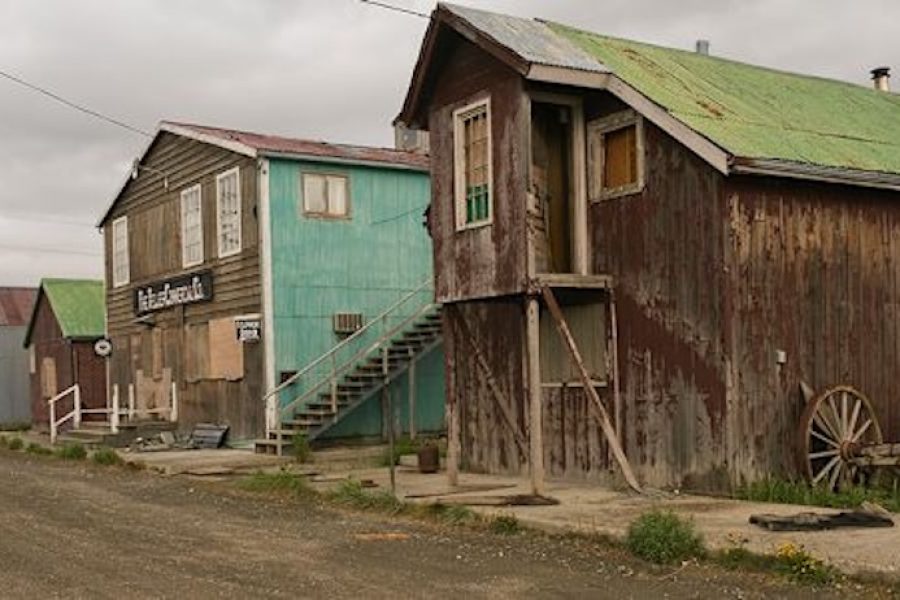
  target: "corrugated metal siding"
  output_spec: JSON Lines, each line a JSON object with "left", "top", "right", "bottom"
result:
{"left": 268, "top": 158, "right": 443, "bottom": 438}
{"left": 0, "top": 327, "right": 30, "bottom": 424}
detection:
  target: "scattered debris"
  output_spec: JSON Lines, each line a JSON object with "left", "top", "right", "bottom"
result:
{"left": 426, "top": 494, "right": 560, "bottom": 507}
{"left": 353, "top": 532, "right": 411, "bottom": 541}
{"left": 750, "top": 509, "right": 894, "bottom": 532}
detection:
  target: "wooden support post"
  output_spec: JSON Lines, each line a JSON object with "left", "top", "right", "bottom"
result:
{"left": 110, "top": 384, "right": 120, "bottom": 434}
{"left": 541, "top": 287, "right": 642, "bottom": 493}
{"left": 383, "top": 346, "right": 396, "bottom": 494}
{"left": 170, "top": 381, "right": 178, "bottom": 423}
{"left": 609, "top": 293, "right": 622, "bottom": 443}
{"left": 73, "top": 385, "right": 82, "bottom": 429}
{"left": 128, "top": 383, "right": 135, "bottom": 421}
{"left": 526, "top": 297, "right": 545, "bottom": 496}
{"left": 49, "top": 398, "right": 57, "bottom": 444}
{"left": 408, "top": 348, "right": 417, "bottom": 441}
{"left": 445, "top": 309, "right": 460, "bottom": 487}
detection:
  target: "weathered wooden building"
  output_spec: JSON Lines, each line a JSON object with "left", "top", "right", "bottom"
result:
{"left": 399, "top": 4, "right": 900, "bottom": 491}
{"left": 23, "top": 279, "right": 106, "bottom": 429}
{"left": 0, "top": 287, "right": 37, "bottom": 427}
{"left": 98, "top": 122, "right": 443, "bottom": 446}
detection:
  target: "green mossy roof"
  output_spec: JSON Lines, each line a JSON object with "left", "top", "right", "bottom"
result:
{"left": 41, "top": 279, "right": 105, "bottom": 339}
{"left": 549, "top": 22, "right": 900, "bottom": 175}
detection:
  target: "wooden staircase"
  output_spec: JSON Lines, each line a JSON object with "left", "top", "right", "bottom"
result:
{"left": 255, "top": 284, "right": 442, "bottom": 455}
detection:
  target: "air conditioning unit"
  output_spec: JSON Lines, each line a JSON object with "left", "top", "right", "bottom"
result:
{"left": 333, "top": 312, "right": 364, "bottom": 335}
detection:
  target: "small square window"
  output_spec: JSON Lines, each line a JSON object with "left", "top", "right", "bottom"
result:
{"left": 588, "top": 111, "right": 645, "bottom": 201}
{"left": 302, "top": 173, "right": 350, "bottom": 218}
{"left": 454, "top": 99, "right": 492, "bottom": 230}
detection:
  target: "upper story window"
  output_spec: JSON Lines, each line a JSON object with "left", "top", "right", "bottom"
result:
{"left": 216, "top": 167, "right": 242, "bottom": 257}
{"left": 302, "top": 173, "right": 349, "bottom": 218}
{"left": 453, "top": 99, "right": 492, "bottom": 230}
{"left": 111, "top": 216, "right": 129, "bottom": 287}
{"left": 588, "top": 110, "right": 645, "bottom": 201}
{"left": 180, "top": 184, "right": 203, "bottom": 268}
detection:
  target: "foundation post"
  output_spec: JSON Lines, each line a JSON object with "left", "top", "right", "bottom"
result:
{"left": 445, "top": 308, "right": 460, "bottom": 487}
{"left": 526, "top": 297, "right": 545, "bottom": 496}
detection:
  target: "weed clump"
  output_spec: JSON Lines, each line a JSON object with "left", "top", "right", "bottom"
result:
{"left": 488, "top": 513, "right": 521, "bottom": 535}
{"left": 55, "top": 442, "right": 87, "bottom": 460}
{"left": 238, "top": 469, "right": 312, "bottom": 497}
{"left": 737, "top": 477, "right": 900, "bottom": 513}
{"left": 625, "top": 510, "right": 705, "bottom": 565}
{"left": 26, "top": 442, "right": 52, "bottom": 456}
{"left": 328, "top": 479, "right": 405, "bottom": 514}
{"left": 0, "top": 435, "right": 7, "bottom": 448}
{"left": 292, "top": 433, "right": 311, "bottom": 464}
{"left": 92, "top": 447, "right": 122, "bottom": 466}
{"left": 773, "top": 542, "right": 840, "bottom": 585}
{"left": 7, "top": 437, "right": 24, "bottom": 451}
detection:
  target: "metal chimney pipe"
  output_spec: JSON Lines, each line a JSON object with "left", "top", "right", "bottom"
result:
{"left": 695, "top": 40, "right": 710, "bottom": 56}
{"left": 871, "top": 67, "right": 891, "bottom": 92}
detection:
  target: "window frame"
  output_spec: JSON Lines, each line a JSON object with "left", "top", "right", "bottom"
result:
{"left": 111, "top": 216, "right": 129, "bottom": 288}
{"left": 215, "top": 167, "right": 242, "bottom": 258}
{"left": 453, "top": 97, "right": 493, "bottom": 231}
{"left": 300, "top": 171, "right": 352, "bottom": 219}
{"left": 180, "top": 183, "right": 204, "bottom": 268}
{"left": 588, "top": 109, "right": 645, "bottom": 201}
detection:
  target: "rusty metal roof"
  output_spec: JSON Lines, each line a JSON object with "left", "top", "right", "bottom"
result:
{"left": 162, "top": 122, "right": 430, "bottom": 171}
{"left": 0, "top": 287, "right": 36, "bottom": 327}
{"left": 442, "top": 4, "right": 605, "bottom": 73}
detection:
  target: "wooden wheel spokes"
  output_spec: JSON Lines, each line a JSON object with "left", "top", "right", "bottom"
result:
{"left": 799, "top": 386, "right": 883, "bottom": 490}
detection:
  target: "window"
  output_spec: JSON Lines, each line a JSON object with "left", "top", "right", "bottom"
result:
{"left": 302, "top": 173, "right": 349, "bottom": 217}
{"left": 216, "top": 168, "right": 242, "bottom": 257}
{"left": 588, "top": 110, "right": 645, "bottom": 200}
{"left": 180, "top": 184, "right": 203, "bottom": 268}
{"left": 111, "top": 216, "right": 129, "bottom": 287}
{"left": 453, "top": 99, "right": 492, "bottom": 229}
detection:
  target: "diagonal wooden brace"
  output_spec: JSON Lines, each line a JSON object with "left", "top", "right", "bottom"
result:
{"left": 541, "top": 286, "right": 642, "bottom": 493}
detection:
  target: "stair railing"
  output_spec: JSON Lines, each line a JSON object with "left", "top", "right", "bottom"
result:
{"left": 263, "top": 278, "right": 436, "bottom": 435}
{"left": 48, "top": 384, "right": 81, "bottom": 444}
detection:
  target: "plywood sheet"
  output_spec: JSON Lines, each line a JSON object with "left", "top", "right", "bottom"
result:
{"left": 209, "top": 317, "right": 243, "bottom": 381}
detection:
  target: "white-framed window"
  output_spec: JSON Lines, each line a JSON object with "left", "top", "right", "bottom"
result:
{"left": 587, "top": 109, "right": 645, "bottom": 201}
{"left": 180, "top": 184, "right": 203, "bottom": 268}
{"left": 216, "top": 167, "right": 242, "bottom": 257}
{"left": 111, "top": 216, "right": 129, "bottom": 287}
{"left": 301, "top": 173, "right": 350, "bottom": 218}
{"left": 453, "top": 98, "right": 493, "bottom": 230}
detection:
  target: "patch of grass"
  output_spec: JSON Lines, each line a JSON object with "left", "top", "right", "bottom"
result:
{"left": 26, "top": 442, "right": 53, "bottom": 456}
{"left": 488, "top": 513, "right": 521, "bottom": 535}
{"left": 292, "top": 432, "right": 311, "bottom": 464}
{"left": 55, "top": 442, "right": 87, "bottom": 460}
{"left": 238, "top": 469, "right": 312, "bottom": 497}
{"left": 380, "top": 436, "right": 421, "bottom": 467}
{"left": 773, "top": 542, "right": 840, "bottom": 585}
{"left": 0, "top": 422, "right": 30, "bottom": 432}
{"left": 91, "top": 447, "right": 123, "bottom": 466}
{"left": 0, "top": 435, "right": 7, "bottom": 448}
{"left": 328, "top": 479, "right": 406, "bottom": 514}
{"left": 7, "top": 437, "right": 24, "bottom": 451}
{"left": 420, "top": 502, "right": 478, "bottom": 526}
{"left": 625, "top": 510, "right": 706, "bottom": 565}
{"left": 737, "top": 477, "right": 900, "bottom": 513}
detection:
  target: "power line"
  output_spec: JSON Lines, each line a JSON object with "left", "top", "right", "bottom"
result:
{"left": 0, "top": 243, "right": 101, "bottom": 257}
{"left": 359, "top": 0, "right": 429, "bottom": 19}
{"left": 0, "top": 212, "right": 96, "bottom": 228}
{"left": 0, "top": 68, "right": 151, "bottom": 137}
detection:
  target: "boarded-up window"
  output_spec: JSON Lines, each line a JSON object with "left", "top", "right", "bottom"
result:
{"left": 539, "top": 300, "right": 607, "bottom": 384}
{"left": 151, "top": 328, "right": 163, "bottom": 380}
{"left": 40, "top": 357, "right": 57, "bottom": 398}
{"left": 112, "top": 216, "right": 129, "bottom": 287}
{"left": 588, "top": 111, "right": 644, "bottom": 201}
{"left": 216, "top": 167, "right": 242, "bottom": 257}
{"left": 454, "top": 99, "right": 492, "bottom": 229}
{"left": 180, "top": 184, "right": 203, "bottom": 267}
{"left": 302, "top": 173, "right": 349, "bottom": 217}
{"left": 184, "top": 323, "right": 209, "bottom": 382}
{"left": 208, "top": 317, "right": 243, "bottom": 381}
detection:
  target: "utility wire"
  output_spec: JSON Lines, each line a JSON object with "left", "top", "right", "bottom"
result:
{"left": 359, "top": 0, "right": 429, "bottom": 19}
{"left": 0, "top": 212, "right": 96, "bottom": 228}
{"left": 0, "top": 243, "right": 101, "bottom": 257}
{"left": 0, "top": 68, "right": 151, "bottom": 137}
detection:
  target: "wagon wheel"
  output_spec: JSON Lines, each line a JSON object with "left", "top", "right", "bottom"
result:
{"left": 798, "top": 385, "right": 883, "bottom": 490}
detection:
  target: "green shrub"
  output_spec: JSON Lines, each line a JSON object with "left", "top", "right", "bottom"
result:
{"left": 8, "top": 437, "right": 24, "bottom": 451}
{"left": 292, "top": 432, "right": 311, "bottom": 464}
{"left": 0, "top": 422, "right": 29, "bottom": 432}
{"left": 26, "top": 442, "right": 52, "bottom": 456}
{"left": 774, "top": 542, "right": 840, "bottom": 585}
{"left": 55, "top": 442, "right": 87, "bottom": 460}
{"left": 328, "top": 479, "right": 405, "bottom": 514}
{"left": 625, "top": 510, "right": 705, "bottom": 565}
{"left": 0, "top": 435, "right": 8, "bottom": 448}
{"left": 737, "top": 477, "right": 900, "bottom": 513}
{"left": 238, "top": 470, "right": 311, "bottom": 497}
{"left": 488, "top": 513, "right": 521, "bottom": 535}
{"left": 92, "top": 447, "right": 122, "bottom": 466}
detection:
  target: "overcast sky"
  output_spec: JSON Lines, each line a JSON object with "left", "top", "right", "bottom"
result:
{"left": 0, "top": 0, "right": 897, "bottom": 287}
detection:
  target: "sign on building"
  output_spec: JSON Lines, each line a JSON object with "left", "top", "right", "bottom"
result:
{"left": 134, "top": 271, "right": 214, "bottom": 316}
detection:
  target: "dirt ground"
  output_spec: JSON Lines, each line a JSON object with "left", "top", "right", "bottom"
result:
{"left": 0, "top": 450, "right": 888, "bottom": 599}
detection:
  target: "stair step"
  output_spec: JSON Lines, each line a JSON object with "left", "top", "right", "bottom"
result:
{"left": 298, "top": 408, "right": 336, "bottom": 418}
{"left": 282, "top": 418, "right": 323, "bottom": 428}
{"left": 306, "top": 400, "right": 350, "bottom": 411}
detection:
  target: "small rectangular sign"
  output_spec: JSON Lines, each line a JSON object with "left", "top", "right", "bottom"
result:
{"left": 134, "top": 270, "right": 214, "bottom": 316}
{"left": 235, "top": 314, "right": 261, "bottom": 343}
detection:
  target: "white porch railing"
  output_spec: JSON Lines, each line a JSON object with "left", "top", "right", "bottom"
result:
{"left": 47, "top": 382, "right": 179, "bottom": 444}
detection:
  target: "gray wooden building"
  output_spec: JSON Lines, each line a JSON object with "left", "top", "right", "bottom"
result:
{"left": 0, "top": 287, "right": 37, "bottom": 427}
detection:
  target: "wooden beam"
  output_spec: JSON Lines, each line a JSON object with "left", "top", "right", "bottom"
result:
{"left": 526, "top": 298, "right": 545, "bottom": 496}
{"left": 541, "top": 286, "right": 642, "bottom": 493}
{"left": 445, "top": 309, "right": 460, "bottom": 487}
{"left": 457, "top": 314, "right": 529, "bottom": 458}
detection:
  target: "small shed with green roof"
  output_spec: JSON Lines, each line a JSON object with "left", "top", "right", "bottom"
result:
{"left": 399, "top": 3, "right": 900, "bottom": 491}
{"left": 24, "top": 279, "right": 107, "bottom": 429}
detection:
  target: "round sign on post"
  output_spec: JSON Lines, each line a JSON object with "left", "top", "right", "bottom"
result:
{"left": 94, "top": 338, "right": 113, "bottom": 358}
